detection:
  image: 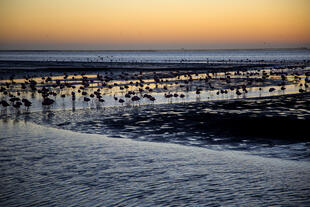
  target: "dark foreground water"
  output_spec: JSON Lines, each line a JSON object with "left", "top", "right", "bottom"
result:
{"left": 1, "top": 120, "right": 310, "bottom": 206}
{"left": 18, "top": 93, "right": 309, "bottom": 162}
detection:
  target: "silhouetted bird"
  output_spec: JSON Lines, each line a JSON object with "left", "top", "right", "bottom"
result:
{"left": 22, "top": 98, "right": 32, "bottom": 108}
{"left": 269, "top": 88, "right": 276, "bottom": 92}
{"left": 13, "top": 101, "right": 22, "bottom": 109}
{"left": 42, "top": 98, "right": 55, "bottom": 106}
{"left": 84, "top": 97, "right": 90, "bottom": 102}
{"left": 0, "top": 100, "right": 9, "bottom": 107}
{"left": 119, "top": 99, "right": 125, "bottom": 104}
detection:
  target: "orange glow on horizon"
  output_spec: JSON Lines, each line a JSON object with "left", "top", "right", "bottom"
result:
{"left": 0, "top": 0, "right": 309, "bottom": 49}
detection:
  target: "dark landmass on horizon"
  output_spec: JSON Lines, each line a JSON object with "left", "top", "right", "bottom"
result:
{"left": 0, "top": 47, "right": 309, "bottom": 52}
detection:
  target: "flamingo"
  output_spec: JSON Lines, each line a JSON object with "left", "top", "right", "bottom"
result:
{"left": 269, "top": 88, "right": 276, "bottom": 92}
{"left": 0, "top": 100, "right": 9, "bottom": 107}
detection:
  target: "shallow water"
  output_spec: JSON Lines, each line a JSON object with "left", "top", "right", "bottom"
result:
{"left": 1, "top": 120, "right": 310, "bottom": 206}
{"left": 1, "top": 67, "right": 309, "bottom": 113}
{"left": 1, "top": 67, "right": 310, "bottom": 162}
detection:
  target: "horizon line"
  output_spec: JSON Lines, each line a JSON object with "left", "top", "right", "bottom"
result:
{"left": 0, "top": 47, "right": 309, "bottom": 52}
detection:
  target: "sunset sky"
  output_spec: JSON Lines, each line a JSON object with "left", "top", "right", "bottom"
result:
{"left": 0, "top": 0, "right": 309, "bottom": 50}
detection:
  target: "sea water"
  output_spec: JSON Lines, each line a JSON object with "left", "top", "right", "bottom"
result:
{"left": 1, "top": 49, "right": 310, "bottom": 63}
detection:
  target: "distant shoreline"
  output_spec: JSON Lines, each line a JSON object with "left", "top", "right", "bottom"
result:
{"left": 0, "top": 47, "right": 309, "bottom": 52}
{"left": 0, "top": 60, "right": 285, "bottom": 72}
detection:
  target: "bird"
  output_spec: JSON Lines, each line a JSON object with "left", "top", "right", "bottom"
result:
{"left": 269, "top": 88, "right": 276, "bottom": 92}
{"left": 119, "top": 99, "right": 125, "bottom": 104}
{"left": 299, "top": 89, "right": 305, "bottom": 93}
{"left": 131, "top": 96, "right": 140, "bottom": 102}
{"left": 22, "top": 98, "right": 32, "bottom": 108}
{"left": 0, "top": 100, "right": 10, "bottom": 107}
{"left": 13, "top": 101, "right": 22, "bottom": 109}
{"left": 196, "top": 89, "right": 201, "bottom": 95}
{"left": 42, "top": 98, "right": 55, "bottom": 106}
{"left": 84, "top": 97, "right": 90, "bottom": 102}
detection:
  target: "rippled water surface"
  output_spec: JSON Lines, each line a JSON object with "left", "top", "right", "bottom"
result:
{"left": 1, "top": 120, "right": 310, "bottom": 206}
{"left": 18, "top": 93, "right": 308, "bottom": 161}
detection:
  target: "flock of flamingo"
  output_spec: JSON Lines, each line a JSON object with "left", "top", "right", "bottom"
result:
{"left": 0, "top": 67, "right": 309, "bottom": 111}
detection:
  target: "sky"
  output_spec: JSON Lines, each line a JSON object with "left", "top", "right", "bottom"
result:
{"left": 0, "top": 0, "right": 310, "bottom": 50}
